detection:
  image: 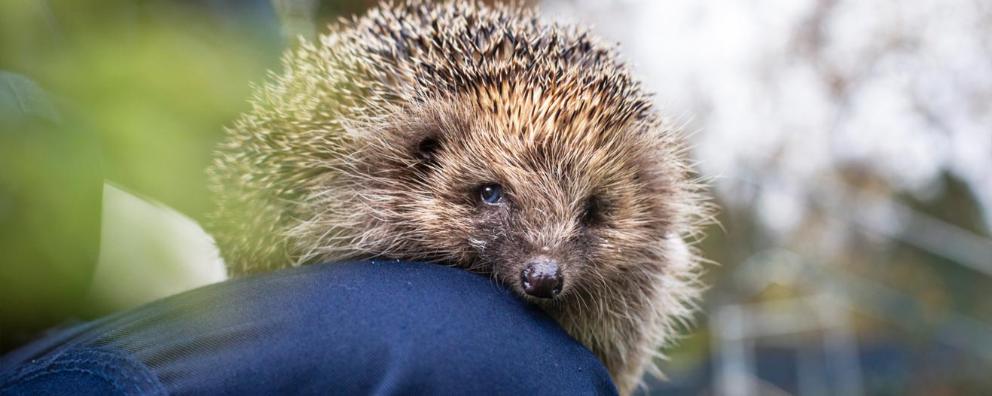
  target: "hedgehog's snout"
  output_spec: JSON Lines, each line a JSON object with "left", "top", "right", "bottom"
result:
{"left": 520, "top": 256, "right": 563, "bottom": 299}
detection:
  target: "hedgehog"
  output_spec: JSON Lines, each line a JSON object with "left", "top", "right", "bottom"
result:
{"left": 207, "top": 1, "right": 710, "bottom": 393}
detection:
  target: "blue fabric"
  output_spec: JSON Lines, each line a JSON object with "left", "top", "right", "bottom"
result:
{"left": 0, "top": 260, "right": 616, "bottom": 395}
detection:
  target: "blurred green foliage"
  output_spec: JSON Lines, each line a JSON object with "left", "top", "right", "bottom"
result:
{"left": 0, "top": 0, "right": 281, "bottom": 219}
{"left": 0, "top": 71, "right": 102, "bottom": 346}
{"left": 0, "top": 0, "right": 284, "bottom": 349}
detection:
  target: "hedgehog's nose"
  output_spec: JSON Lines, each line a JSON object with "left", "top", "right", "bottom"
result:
{"left": 521, "top": 257, "right": 563, "bottom": 299}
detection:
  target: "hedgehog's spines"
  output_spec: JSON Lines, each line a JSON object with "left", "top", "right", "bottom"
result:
{"left": 209, "top": 2, "right": 709, "bottom": 394}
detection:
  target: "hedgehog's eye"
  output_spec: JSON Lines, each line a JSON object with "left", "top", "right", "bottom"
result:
{"left": 416, "top": 138, "right": 440, "bottom": 162}
{"left": 478, "top": 184, "right": 503, "bottom": 205}
{"left": 582, "top": 195, "right": 604, "bottom": 225}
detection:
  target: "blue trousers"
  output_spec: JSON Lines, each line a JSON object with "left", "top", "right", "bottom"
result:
{"left": 0, "top": 261, "right": 616, "bottom": 395}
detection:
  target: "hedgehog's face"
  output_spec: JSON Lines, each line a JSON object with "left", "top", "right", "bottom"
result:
{"left": 358, "top": 91, "right": 681, "bottom": 303}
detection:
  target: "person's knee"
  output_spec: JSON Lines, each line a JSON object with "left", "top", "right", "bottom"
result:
{"left": 271, "top": 261, "right": 616, "bottom": 394}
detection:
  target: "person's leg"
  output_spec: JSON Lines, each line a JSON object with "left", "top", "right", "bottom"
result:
{"left": 1, "top": 260, "right": 616, "bottom": 395}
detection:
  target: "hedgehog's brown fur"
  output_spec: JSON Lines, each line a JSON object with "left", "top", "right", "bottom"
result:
{"left": 208, "top": 1, "right": 710, "bottom": 393}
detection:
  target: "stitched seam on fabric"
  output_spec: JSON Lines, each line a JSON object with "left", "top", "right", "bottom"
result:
{"left": 1, "top": 349, "right": 69, "bottom": 385}
{"left": 13, "top": 353, "right": 128, "bottom": 386}
{"left": 13, "top": 367, "right": 129, "bottom": 395}
{"left": 1, "top": 347, "right": 163, "bottom": 395}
